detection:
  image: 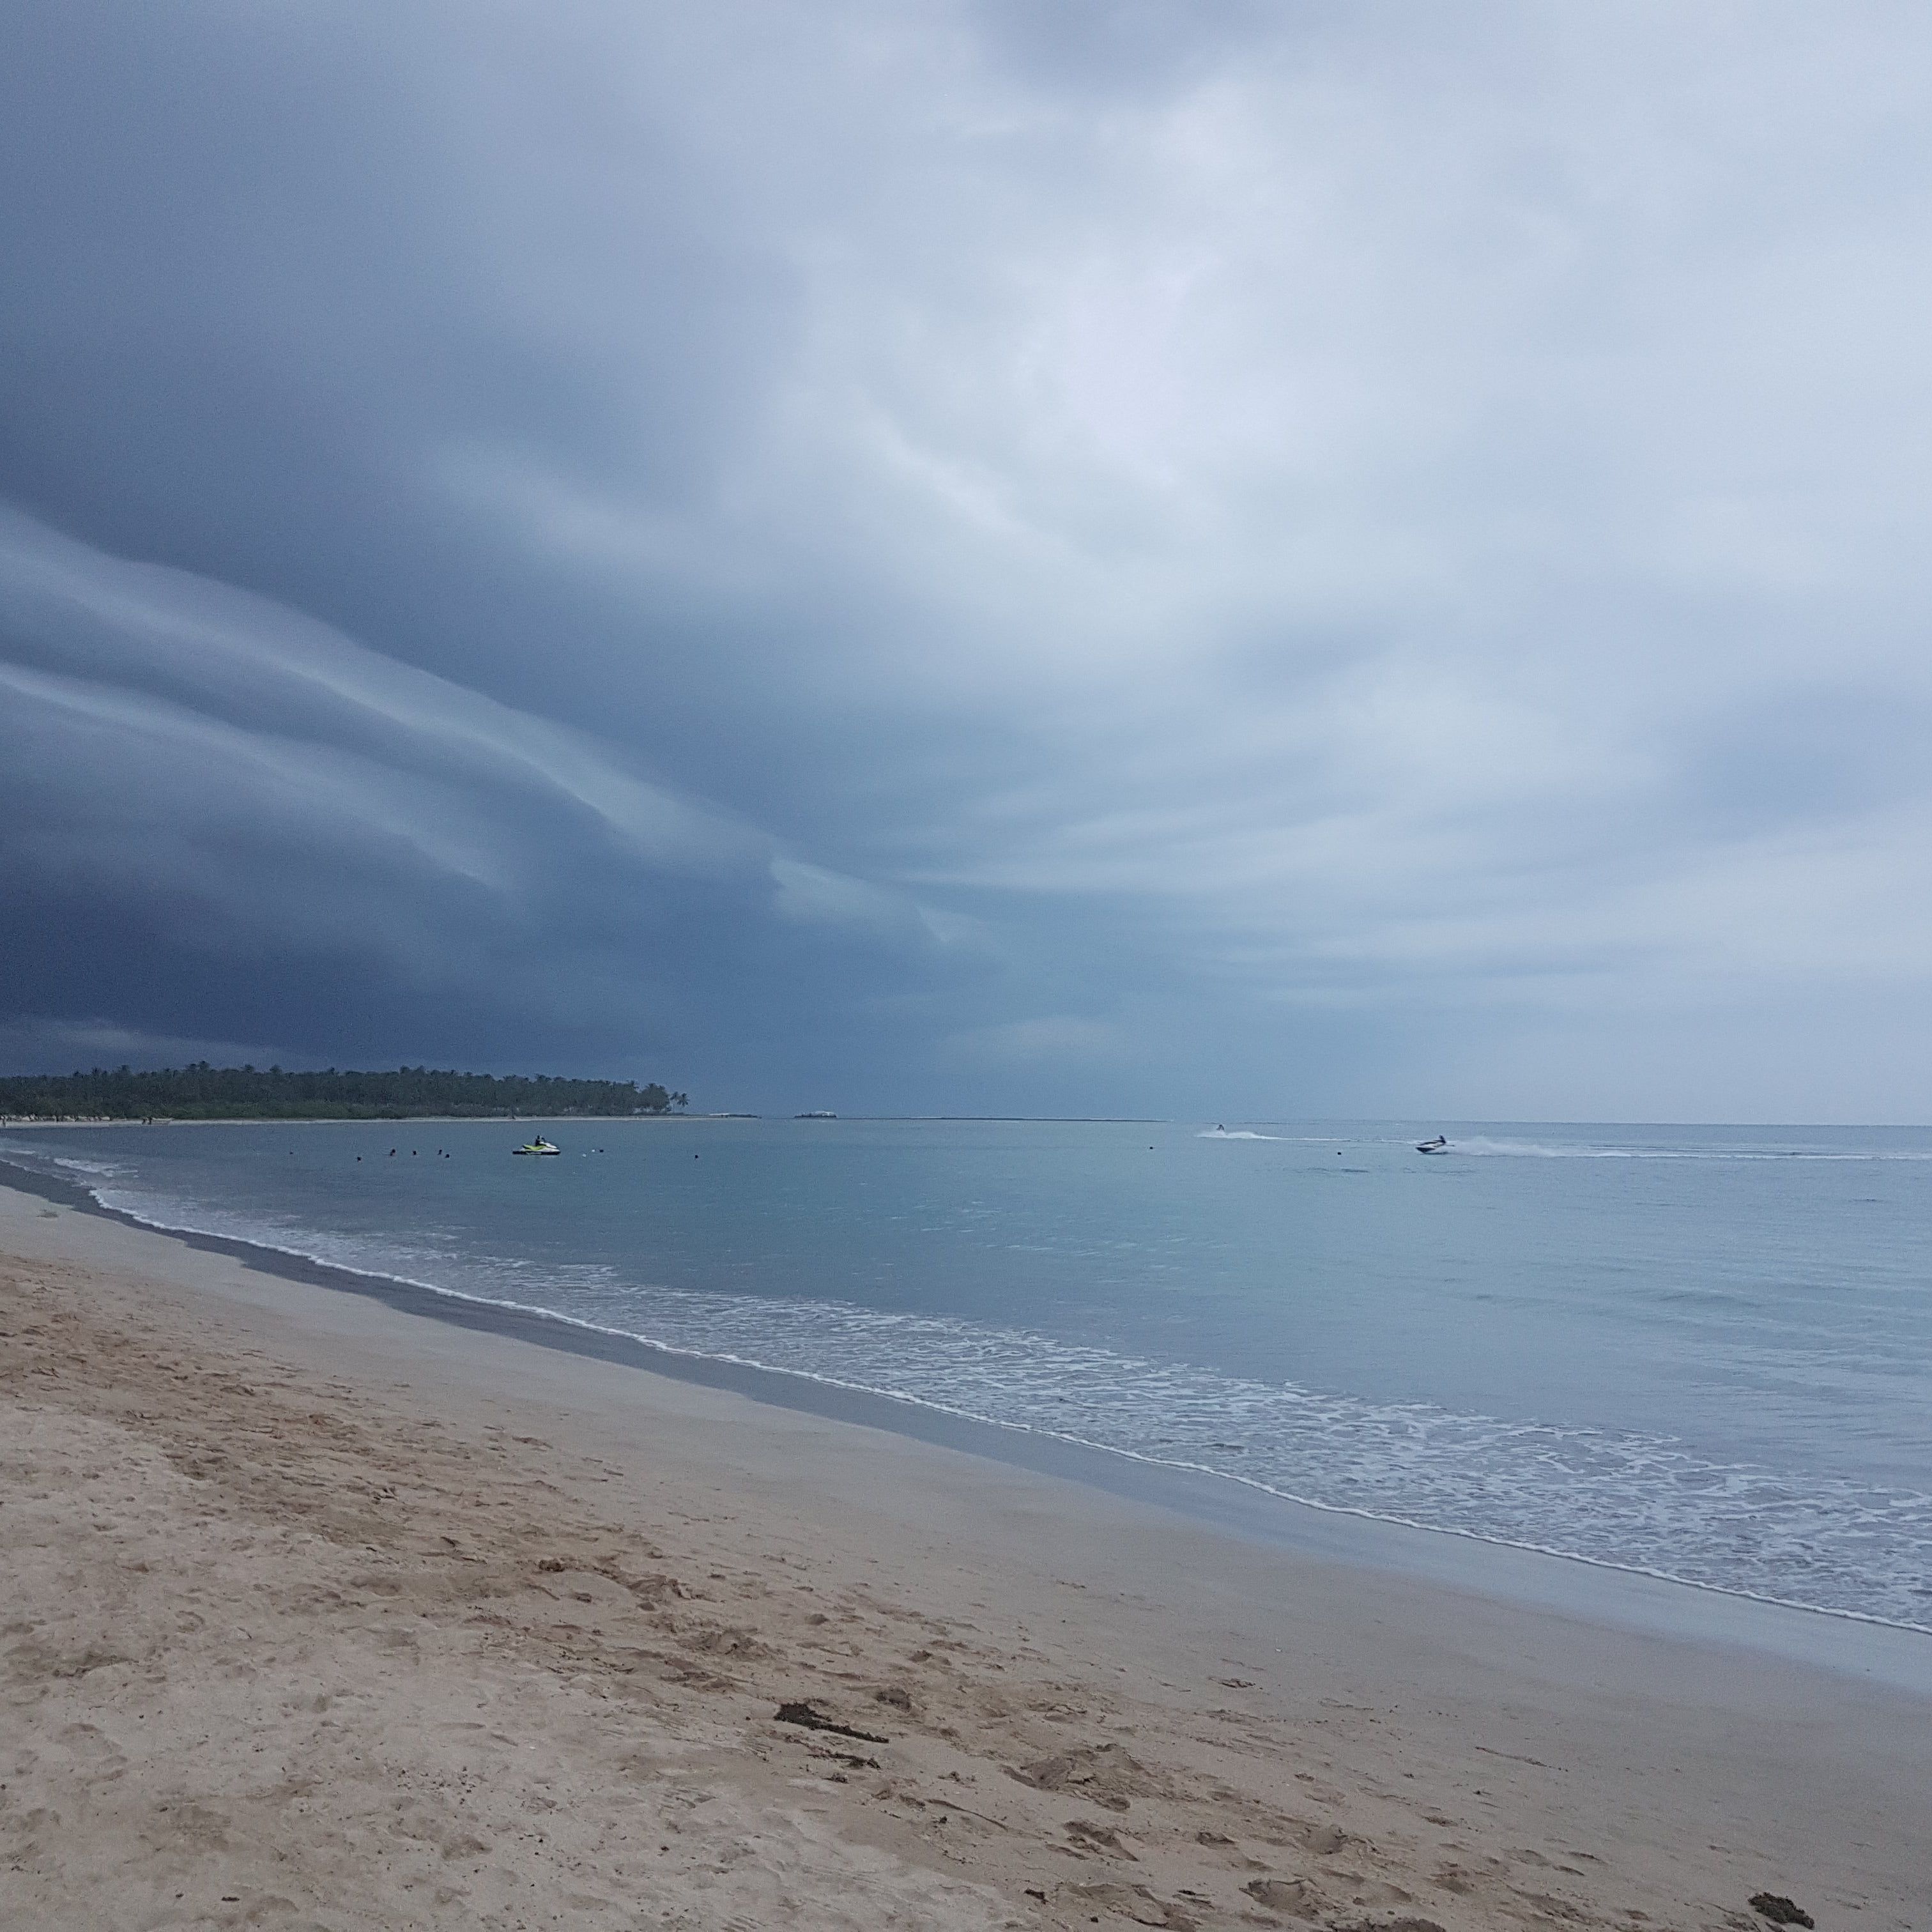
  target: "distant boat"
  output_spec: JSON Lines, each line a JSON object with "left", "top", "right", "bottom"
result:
{"left": 513, "top": 1137, "right": 562, "bottom": 1156}
{"left": 1415, "top": 1135, "right": 1448, "bottom": 1154}
{"left": 795, "top": 1111, "right": 838, "bottom": 1120}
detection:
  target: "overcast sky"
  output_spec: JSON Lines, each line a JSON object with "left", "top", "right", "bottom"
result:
{"left": 4, "top": 2, "right": 1929, "bottom": 1120}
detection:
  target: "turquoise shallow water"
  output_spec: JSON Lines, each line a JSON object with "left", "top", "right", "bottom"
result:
{"left": 6, "top": 1116, "right": 1930, "bottom": 1630}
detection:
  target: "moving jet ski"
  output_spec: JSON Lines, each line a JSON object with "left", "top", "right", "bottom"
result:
{"left": 513, "top": 1137, "right": 562, "bottom": 1156}
{"left": 1415, "top": 1135, "right": 1449, "bottom": 1154}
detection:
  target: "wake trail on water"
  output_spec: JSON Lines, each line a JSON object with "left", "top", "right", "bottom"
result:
{"left": 1455, "top": 1136, "right": 1932, "bottom": 1162}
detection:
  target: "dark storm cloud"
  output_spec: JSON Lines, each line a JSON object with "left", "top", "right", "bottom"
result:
{"left": 0, "top": 509, "right": 974, "bottom": 1092}
{"left": 4, "top": 1, "right": 1931, "bottom": 1117}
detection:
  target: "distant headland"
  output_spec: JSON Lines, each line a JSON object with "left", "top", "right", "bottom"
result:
{"left": 0, "top": 1063, "right": 689, "bottom": 1122}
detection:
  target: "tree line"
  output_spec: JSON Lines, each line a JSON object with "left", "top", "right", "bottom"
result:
{"left": 0, "top": 1063, "right": 689, "bottom": 1121}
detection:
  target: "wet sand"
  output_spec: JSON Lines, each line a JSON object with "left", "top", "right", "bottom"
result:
{"left": 3, "top": 1179, "right": 1926, "bottom": 1931}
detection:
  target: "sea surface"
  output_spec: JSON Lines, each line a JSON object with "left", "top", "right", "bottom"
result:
{"left": 5, "top": 1117, "right": 1930, "bottom": 1633}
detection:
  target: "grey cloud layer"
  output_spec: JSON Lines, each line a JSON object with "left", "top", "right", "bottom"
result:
{"left": 0, "top": 511, "right": 969, "bottom": 1092}
{"left": 3, "top": 1, "right": 1929, "bottom": 1116}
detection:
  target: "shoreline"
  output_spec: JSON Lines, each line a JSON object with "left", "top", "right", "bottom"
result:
{"left": 3, "top": 1150, "right": 1929, "bottom": 1689}
{"left": 4, "top": 1180, "right": 1929, "bottom": 1928}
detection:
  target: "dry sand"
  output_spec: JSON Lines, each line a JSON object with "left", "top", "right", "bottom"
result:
{"left": 2, "top": 1179, "right": 1926, "bottom": 1932}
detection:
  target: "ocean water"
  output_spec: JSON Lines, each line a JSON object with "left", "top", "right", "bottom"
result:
{"left": 5, "top": 1117, "right": 1930, "bottom": 1632}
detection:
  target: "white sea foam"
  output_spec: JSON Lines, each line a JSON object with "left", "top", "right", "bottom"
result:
{"left": 45, "top": 1151, "right": 129, "bottom": 1176}
{"left": 0, "top": 1142, "right": 131, "bottom": 1179}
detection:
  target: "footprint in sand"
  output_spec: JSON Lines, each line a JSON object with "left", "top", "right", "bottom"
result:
{"left": 1064, "top": 1818, "right": 1138, "bottom": 1859}
{"left": 1005, "top": 1742, "right": 1171, "bottom": 1813}
{"left": 1246, "top": 1876, "right": 1326, "bottom": 1916}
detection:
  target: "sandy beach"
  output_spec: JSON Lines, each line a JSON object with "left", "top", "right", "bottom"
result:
{"left": 3, "top": 1178, "right": 1927, "bottom": 1932}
